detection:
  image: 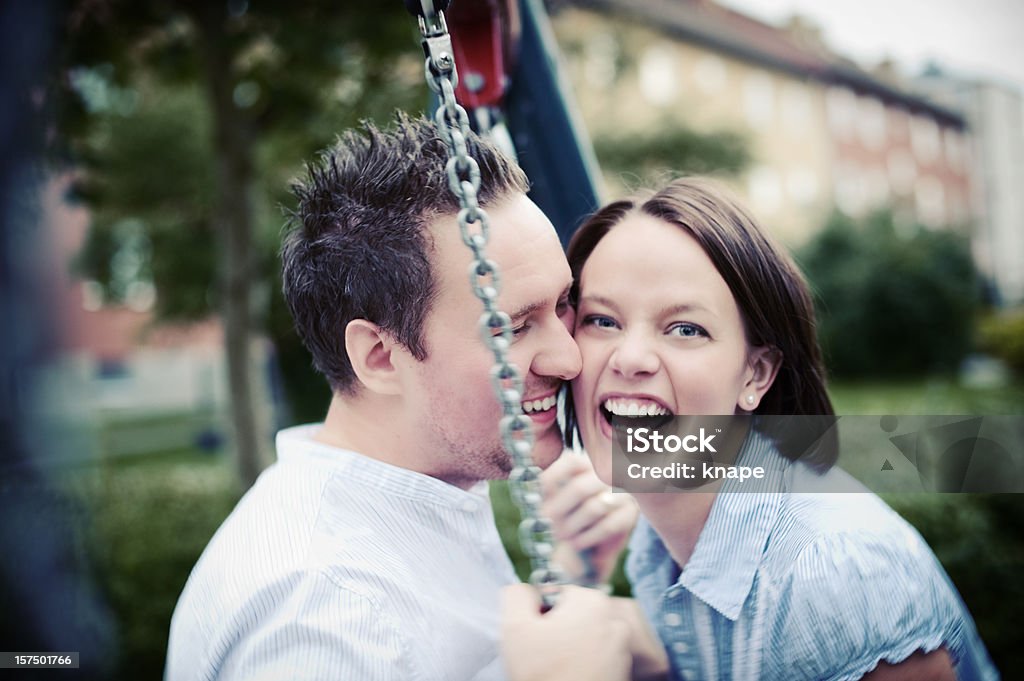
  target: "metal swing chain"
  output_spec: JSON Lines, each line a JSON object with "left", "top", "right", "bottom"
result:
{"left": 414, "top": 1, "right": 564, "bottom": 610}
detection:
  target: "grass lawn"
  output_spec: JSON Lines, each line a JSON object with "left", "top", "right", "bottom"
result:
{"left": 829, "top": 378, "right": 1024, "bottom": 414}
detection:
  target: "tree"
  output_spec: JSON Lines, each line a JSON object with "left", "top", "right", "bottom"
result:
{"left": 798, "top": 210, "right": 979, "bottom": 377}
{"left": 57, "top": 1, "right": 426, "bottom": 486}
{"left": 592, "top": 123, "right": 750, "bottom": 189}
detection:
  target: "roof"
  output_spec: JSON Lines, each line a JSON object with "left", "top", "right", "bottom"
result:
{"left": 558, "top": 0, "right": 965, "bottom": 126}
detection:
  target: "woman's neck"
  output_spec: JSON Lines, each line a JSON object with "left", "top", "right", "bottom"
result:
{"left": 630, "top": 417, "right": 751, "bottom": 567}
{"left": 633, "top": 491, "right": 717, "bottom": 568}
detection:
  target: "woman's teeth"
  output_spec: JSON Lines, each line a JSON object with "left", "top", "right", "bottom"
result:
{"left": 602, "top": 399, "right": 669, "bottom": 417}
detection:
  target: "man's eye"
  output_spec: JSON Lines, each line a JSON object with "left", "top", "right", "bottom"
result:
{"left": 490, "top": 322, "right": 528, "bottom": 340}
{"left": 510, "top": 323, "right": 529, "bottom": 337}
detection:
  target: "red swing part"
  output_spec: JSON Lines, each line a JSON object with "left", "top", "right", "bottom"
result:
{"left": 446, "top": 0, "right": 521, "bottom": 111}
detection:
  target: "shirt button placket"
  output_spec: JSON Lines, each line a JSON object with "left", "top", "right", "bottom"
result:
{"left": 662, "top": 606, "right": 697, "bottom": 681}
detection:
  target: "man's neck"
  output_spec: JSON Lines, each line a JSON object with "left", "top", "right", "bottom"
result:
{"left": 315, "top": 394, "right": 411, "bottom": 469}
{"left": 314, "top": 394, "right": 484, "bottom": 491}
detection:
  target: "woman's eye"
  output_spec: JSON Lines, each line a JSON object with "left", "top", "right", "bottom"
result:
{"left": 668, "top": 322, "right": 707, "bottom": 338}
{"left": 582, "top": 314, "right": 618, "bottom": 330}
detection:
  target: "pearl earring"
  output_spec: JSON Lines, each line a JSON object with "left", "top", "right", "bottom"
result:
{"left": 745, "top": 395, "right": 756, "bottom": 406}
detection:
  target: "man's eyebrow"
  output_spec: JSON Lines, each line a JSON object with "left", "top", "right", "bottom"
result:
{"left": 508, "top": 284, "right": 572, "bottom": 321}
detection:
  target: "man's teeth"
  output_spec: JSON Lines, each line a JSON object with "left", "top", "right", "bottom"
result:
{"left": 522, "top": 395, "right": 558, "bottom": 414}
{"left": 603, "top": 399, "right": 669, "bottom": 417}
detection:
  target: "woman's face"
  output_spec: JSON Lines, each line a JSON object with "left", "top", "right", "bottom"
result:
{"left": 572, "top": 213, "right": 771, "bottom": 484}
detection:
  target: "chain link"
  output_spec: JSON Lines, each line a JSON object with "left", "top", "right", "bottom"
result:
{"left": 416, "top": 3, "right": 563, "bottom": 610}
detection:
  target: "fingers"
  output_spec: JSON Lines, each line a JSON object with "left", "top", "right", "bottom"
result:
{"left": 552, "top": 490, "right": 617, "bottom": 541}
{"left": 539, "top": 452, "right": 590, "bottom": 497}
{"left": 501, "top": 584, "right": 632, "bottom": 681}
{"left": 501, "top": 582, "right": 544, "bottom": 621}
{"left": 542, "top": 460, "right": 606, "bottom": 523}
{"left": 567, "top": 500, "right": 635, "bottom": 552}
{"left": 547, "top": 584, "right": 613, "bottom": 619}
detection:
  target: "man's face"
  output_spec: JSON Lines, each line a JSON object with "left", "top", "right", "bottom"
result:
{"left": 403, "top": 193, "right": 581, "bottom": 488}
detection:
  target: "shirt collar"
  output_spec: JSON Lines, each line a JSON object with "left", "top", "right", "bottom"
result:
{"left": 275, "top": 424, "right": 492, "bottom": 512}
{"left": 632, "top": 429, "right": 790, "bottom": 621}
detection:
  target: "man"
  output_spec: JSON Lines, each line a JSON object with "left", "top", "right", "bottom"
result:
{"left": 165, "top": 114, "right": 625, "bottom": 680}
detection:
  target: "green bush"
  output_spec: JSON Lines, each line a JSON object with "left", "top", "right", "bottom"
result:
{"left": 978, "top": 310, "right": 1024, "bottom": 374}
{"left": 798, "top": 211, "right": 979, "bottom": 377}
{"left": 68, "top": 453, "right": 240, "bottom": 680}
{"left": 885, "top": 494, "right": 1024, "bottom": 673}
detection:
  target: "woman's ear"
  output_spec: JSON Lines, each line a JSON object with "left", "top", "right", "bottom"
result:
{"left": 738, "top": 346, "right": 782, "bottom": 412}
{"left": 345, "top": 319, "right": 403, "bottom": 395}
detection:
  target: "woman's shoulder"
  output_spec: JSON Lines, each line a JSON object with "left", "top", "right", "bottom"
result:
{"left": 764, "top": 492, "right": 948, "bottom": 602}
{"left": 757, "top": 494, "right": 974, "bottom": 680}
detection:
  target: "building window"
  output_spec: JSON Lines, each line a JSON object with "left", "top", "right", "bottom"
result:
{"left": 781, "top": 81, "right": 812, "bottom": 130}
{"left": 948, "top": 191, "right": 968, "bottom": 224}
{"left": 943, "top": 129, "right": 964, "bottom": 171}
{"left": 638, "top": 44, "right": 678, "bottom": 106}
{"left": 910, "top": 115, "right": 941, "bottom": 164}
{"left": 786, "top": 167, "right": 819, "bottom": 205}
{"left": 826, "top": 86, "right": 856, "bottom": 139}
{"left": 857, "top": 96, "right": 887, "bottom": 149}
{"left": 889, "top": 108, "right": 910, "bottom": 141}
{"left": 743, "top": 72, "right": 775, "bottom": 129}
{"left": 834, "top": 161, "right": 866, "bottom": 216}
{"left": 866, "top": 167, "right": 891, "bottom": 208}
{"left": 748, "top": 165, "right": 782, "bottom": 214}
{"left": 886, "top": 149, "right": 917, "bottom": 195}
{"left": 693, "top": 55, "right": 726, "bottom": 94}
{"left": 914, "top": 176, "right": 946, "bottom": 227}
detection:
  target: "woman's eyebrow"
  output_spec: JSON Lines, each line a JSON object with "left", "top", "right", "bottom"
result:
{"left": 580, "top": 295, "right": 715, "bottom": 318}
{"left": 660, "top": 302, "right": 715, "bottom": 317}
{"left": 577, "top": 294, "right": 620, "bottom": 312}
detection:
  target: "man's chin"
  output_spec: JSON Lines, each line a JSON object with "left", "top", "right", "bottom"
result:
{"left": 531, "top": 436, "right": 565, "bottom": 470}
{"left": 487, "top": 427, "right": 564, "bottom": 476}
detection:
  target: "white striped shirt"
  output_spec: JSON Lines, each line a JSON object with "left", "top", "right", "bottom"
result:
{"left": 627, "top": 430, "right": 999, "bottom": 681}
{"left": 166, "top": 425, "right": 518, "bottom": 681}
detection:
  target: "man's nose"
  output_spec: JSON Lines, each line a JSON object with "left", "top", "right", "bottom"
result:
{"left": 532, "top": 318, "right": 582, "bottom": 381}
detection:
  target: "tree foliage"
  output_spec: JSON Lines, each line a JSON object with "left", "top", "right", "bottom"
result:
{"left": 57, "top": 1, "right": 429, "bottom": 450}
{"left": 593, "top": 123, "right": 750, "bottom": 186}
{"left": 798, "top": 211, "right": 980, "bottom": 377}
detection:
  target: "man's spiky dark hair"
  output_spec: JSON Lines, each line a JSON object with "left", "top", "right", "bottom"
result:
{"left": 281, "top": 113, "right": 528, "bottom": 394}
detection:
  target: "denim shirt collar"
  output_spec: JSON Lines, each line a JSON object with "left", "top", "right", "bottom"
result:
{"left": 630, "top": 429, "right": 790, "bottom": 620}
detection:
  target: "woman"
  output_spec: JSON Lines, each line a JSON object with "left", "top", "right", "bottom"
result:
{"left": 551, "top": 178, "right": 997, "bottom": 680}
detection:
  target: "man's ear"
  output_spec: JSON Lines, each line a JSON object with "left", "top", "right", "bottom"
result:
{"left": 738, "top": 345, "right": 782, "bottom": 412}
{"left": 345, "top": 319, "right": 403, "bottom": 395}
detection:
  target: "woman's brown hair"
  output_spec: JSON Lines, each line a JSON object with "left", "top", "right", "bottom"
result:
{"left": 565, "top": 178, "right": 836, "bottom": 469}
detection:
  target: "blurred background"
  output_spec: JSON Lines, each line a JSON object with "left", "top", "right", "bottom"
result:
{"left": 2, "top": 0, "right": 1022, "bottom": 678}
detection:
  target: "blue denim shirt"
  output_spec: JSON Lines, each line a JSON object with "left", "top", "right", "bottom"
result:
{"left": 626, "top": 431, "right": 998, "bottom": 681}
